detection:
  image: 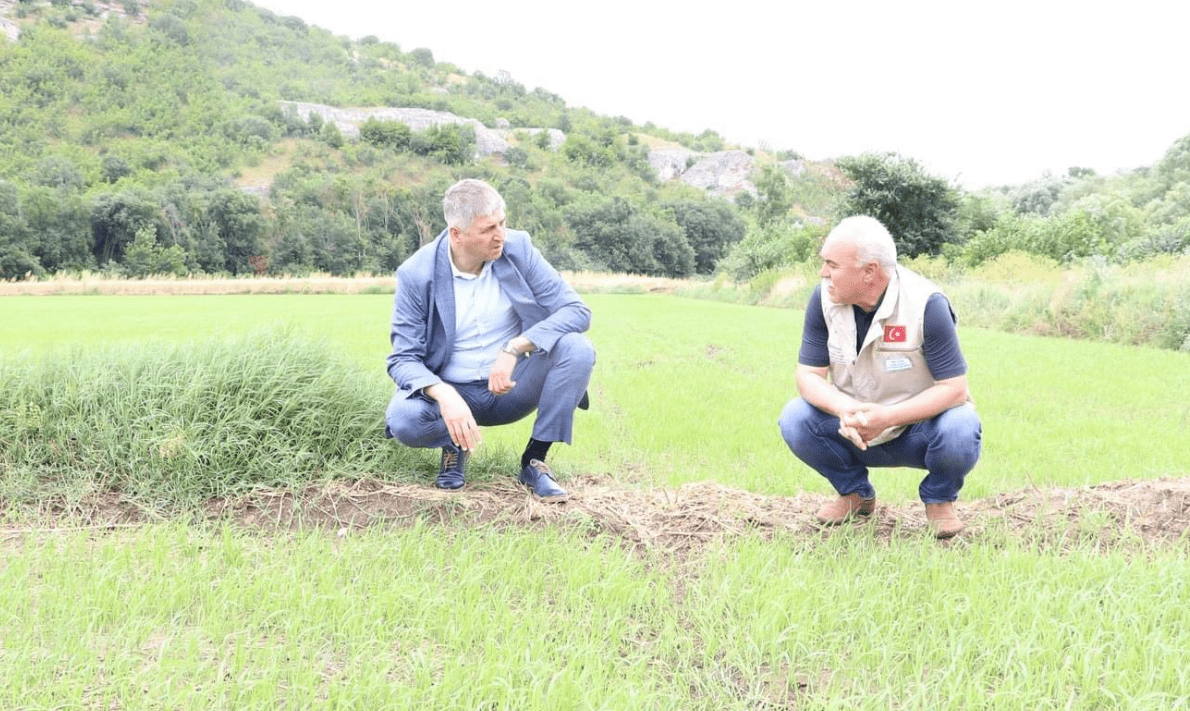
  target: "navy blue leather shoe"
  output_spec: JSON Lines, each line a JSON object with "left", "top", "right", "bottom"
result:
{"left": 519, "top": 459, "right": 569, "bottom": 501}
{"left": 435, "top": 445, "right": 467, "bottom": 490}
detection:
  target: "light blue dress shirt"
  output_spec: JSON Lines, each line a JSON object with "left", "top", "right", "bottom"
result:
{"left": 439, "top": 258, "right": 519, "bottom": 383}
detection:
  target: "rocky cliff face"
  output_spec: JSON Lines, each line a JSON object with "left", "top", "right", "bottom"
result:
{"left": 0, "top": 0, "right": 142, "bottom": 39}
{"left": 281, "top": 102, "right": 569, "bottom": 158}
{"left": 279, "top": 101, "right": 514, "bottom": 156}
{"left": 674, "top": 150, "right": 757, "bottom": 198}
{"left": 278, "top": 101, "right": 804, "bottom": 201}
{"left": 646, "top": 147, "right": 807, "bottom": 199}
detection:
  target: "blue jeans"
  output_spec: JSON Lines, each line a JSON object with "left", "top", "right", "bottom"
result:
{"left": 385, "top": 333, "right": 595, "bottom": 448}
{"left": 778, "top": 398, "right": 981, "bottom": 503}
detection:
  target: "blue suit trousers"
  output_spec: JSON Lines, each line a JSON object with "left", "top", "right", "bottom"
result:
{"left": 386, "top": 333, "right": 595, "bottom": 449}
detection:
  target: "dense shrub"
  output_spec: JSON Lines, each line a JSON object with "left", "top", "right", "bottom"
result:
{"left": 718, "top": 221, "right": 825, "bottom": 282}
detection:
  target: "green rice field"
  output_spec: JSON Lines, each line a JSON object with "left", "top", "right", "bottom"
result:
{"left": 1, "top": 291, "right": 1188, "bottom": 709}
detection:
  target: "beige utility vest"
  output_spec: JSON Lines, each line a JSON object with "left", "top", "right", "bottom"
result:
{"left": 823, "top": 265, "right": 942, "bottom": 446}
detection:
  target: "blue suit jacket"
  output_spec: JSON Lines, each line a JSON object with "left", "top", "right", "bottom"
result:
{"left": 385, "top": 228, "right": 591, "bottom": 400}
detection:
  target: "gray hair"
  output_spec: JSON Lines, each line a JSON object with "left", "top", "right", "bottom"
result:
{"left": 826, "top": 215, "right": 897, "bottom": 272}
{"left": 443, "top": 179, "right": 506, "bottom": 232}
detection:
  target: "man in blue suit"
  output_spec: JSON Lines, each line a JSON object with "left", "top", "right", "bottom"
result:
{"left": 384, "top": 179, "right": 595, "bottom": 500}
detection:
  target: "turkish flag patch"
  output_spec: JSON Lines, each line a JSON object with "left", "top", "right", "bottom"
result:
{"left": 884, "top": 325, "right": 907, "bottom": 343}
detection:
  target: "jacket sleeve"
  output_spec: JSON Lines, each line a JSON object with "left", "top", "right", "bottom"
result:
{"left": 512, "top": 233, "right": 591, "bottom": 353}
{"left": 385, "top": 267, "right": 443, "bottom": 394}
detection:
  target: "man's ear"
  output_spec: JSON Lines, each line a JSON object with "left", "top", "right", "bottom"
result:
{"left": 448, "top": 226, "right": 459, "bottom": 240}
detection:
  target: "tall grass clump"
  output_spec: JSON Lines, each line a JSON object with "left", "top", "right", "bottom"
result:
{"left": 0, "top": 328, "right": 415, "bottom": 509}
{"left": 891, "top": 252, "right": 1190, "bottom": 352}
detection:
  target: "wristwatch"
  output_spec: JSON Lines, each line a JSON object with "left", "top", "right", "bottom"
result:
{"left": 500, "top": 341, "right": 522, "bottom": 357}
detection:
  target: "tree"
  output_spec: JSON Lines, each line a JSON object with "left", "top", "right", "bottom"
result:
{"left": 31, "top": 156, "right": 86, "bottom": 191}
{"left": 90, "top": 189, "right": 159, "bottom": 265}
{"left": 150, "top": 13, "right": 191, "bottom": 46}
{"left": 663, "top": 199, "right": 747, "bottom": 274}
{"left": 409, "top": 123, "right": 475, "bottom": 165}
{"left": 503, "top": 146, "right": 530, "bottom": 169}
{"left": 207, "top": 188, "right": 265, "bottom": 274}
{"left": 1009, "top": 174, "right": 1070, "bottom": 216}
{"left": 408, "top": 47, "right": 434, "bottom": 68}
{"left": 359, "top": 118, "right": 412, "bottom": 151}
{"left": 101, "top": 155, "right": 132, "bottom": 183}
{"left": 1155, "top": 133, "right": 1190, "bottom": 189}
{"left": 719, "top": 221, "right": 825, "bottom": 282}
{"left": 753, "top": 164, "right": 793, "bottom": 228}
{"left": 21, "top": 185, "right": 92, "bottom": 271}
{"left": 320, "top": 121, "right": 344, "bottom": 148}
{"left": 123, "top": 226, "right": 187, "bottom": 277}
{"left": 565, "top": 198, "right": 694, "bottom": 277}
{"left": 835, "top": 152, "right": 960, "bottom": 258}
{"left": 0, "top": 182, "right": 42, "bottom": 279}
{"left": 560, "top": 135, "right": 615, "bottom": 169}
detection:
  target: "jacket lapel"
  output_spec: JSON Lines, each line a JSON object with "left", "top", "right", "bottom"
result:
{"left": 430, "top": 236, "right": 456, "bottom": 369}
{"left": 860, "top": 268, "right": 901, "bottom": 354}
{"left": 491, "top": 257, "right": 534, "bottom": 322}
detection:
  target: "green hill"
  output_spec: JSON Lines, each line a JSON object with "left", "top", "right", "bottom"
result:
{"left": 0, "top": 0, "right": 799, "bottom": 279}
{"left": 0, "top": 0, "right": 1187, "bottom": 283}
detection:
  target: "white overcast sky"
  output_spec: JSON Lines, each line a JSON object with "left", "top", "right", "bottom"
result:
{"left": 252, "top": 0, "right": 1188, "bottom": 189}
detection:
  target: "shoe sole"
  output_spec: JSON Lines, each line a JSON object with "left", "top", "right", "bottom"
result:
{"left": 815, "top": 501, "right": 876, "bottom": 525}
{"left": 930, "top": 523, "right": 963, "bottom": 539}
{"left": 528, "top": 489, "right": 569, "bottom": 502}
{"left": 815, "top": 510, "right": 873, "bottom": 525}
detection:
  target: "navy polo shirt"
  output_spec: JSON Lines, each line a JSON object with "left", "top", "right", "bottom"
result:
{"left": 798, "top": 284, "right": 968, "bottom": 381}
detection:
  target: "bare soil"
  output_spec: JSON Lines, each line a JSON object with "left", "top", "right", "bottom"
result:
{"left": 9, "top": 476, "right": 1189, "bottom": 554}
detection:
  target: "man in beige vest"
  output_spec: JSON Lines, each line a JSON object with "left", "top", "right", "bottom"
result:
{"left": 778, "top": 216, "right": 982, "bottom": 538}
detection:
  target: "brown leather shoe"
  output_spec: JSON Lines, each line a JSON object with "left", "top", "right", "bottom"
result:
{"left": 925, "top": 502, "right": 964, "bottom": 538}
{"left": 815, "top": 493, "right": 876, "bottom": 524}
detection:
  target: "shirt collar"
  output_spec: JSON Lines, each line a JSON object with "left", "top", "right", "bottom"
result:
{"left": 448, "top": 252, "right": 491, "bottom": 281}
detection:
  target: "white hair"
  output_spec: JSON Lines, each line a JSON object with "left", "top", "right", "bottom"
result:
{"left": 443, "top": 179, "right": 506, "bottom": 232}
{"left": 826, "top": 215, "right": 897, "bottom": 272}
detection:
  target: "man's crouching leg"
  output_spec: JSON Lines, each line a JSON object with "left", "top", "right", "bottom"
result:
{"left": 513, "top": 333, "right": 596, "bottom": 501}
{"left": 385, "top": 392, "right": 467, "bottom": 490}
{"left": 520, "top": 333, "right": 595, "bottom": 447}
{"left": 779, "top": 397, "right": 876, "bottom": 524}
{"left": 918, "top": 404, "right": 982, "bottom": 538}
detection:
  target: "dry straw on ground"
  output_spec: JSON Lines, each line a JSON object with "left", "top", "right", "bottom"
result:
{"left": 9, "top": 476, "right": 1188, "bottom": 555}
{"left": 0, "top": 272, "right": 690, "bottom": 296}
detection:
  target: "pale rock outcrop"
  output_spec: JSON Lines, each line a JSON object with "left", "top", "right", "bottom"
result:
{"left": 279, "top": 101, "right": 512, "bottom": 156}
{"left": 648, "top": 147, "right": 698, "bottom": 182}
{"left": 279, "top": 102, "right": 783, "bottom": 202}
{"left": 779, "top": 159, "right": 806, "bottom": 177}
{"left": 645, "top": 151, "right": 810, "bottom": 199}
{"left": 679, "top": 150, "right": 757, "bottom": 198}
{"left": 496, "top": 127, "right": 567, "bottom": 152}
